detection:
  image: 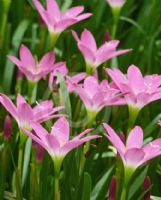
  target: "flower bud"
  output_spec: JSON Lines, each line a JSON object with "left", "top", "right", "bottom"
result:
{"left": 108, "top": 176, "right": 116, "bottom": 200}
{"left": 3, "top": 115, "right": 12, "bottom": 140}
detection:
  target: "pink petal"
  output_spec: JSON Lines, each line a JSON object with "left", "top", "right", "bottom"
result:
{"left": 103, "top": 123, "right": 125, "bottom": 154}
{"left": 31, "top": 122, "right": 49, "bottom": 141}
{"left": 16, "top": 94, "right": 27, "bottom": 107}
{"left": 75, "top": 13, "right": 92, "bottom": 21}
{"left": 78, "top": 43, "right": 96, "bottom": 64}
{"left": 54, "top": 18, "right": 77, "bottom": 32}
{"left": 51, "top": 117, "right": 70, "bottom": 145}
{"left": 124, "top": 148, "right": 145, "bottom": 168}
{"left": 39, "top": 52, "right": 55, "bottom": 68}
{"left": 64, "top": 6, "right": 84, "bottom": 17}
{"left": 33, "top": 0, "right": 49, "bottom": 26}
{"left": 127, "top": 65, "right": 145, "bottom": 94}
{"left": 60, "top": 134, "right": 100, "bottom": 155}
{"left": 7, "top": 55, "right": 22, "bottom": 66}
{"left": 47, "top": 0, "right": 61, "bottom": 19}
{"left": 72, "top": 30, "right": 80, "bottom": 42}
{"left": 126, "top": 126, "right": 143, "bottom": 149}
{"left": 0, "top": 94, "right": 17, "bottom": 119}
{"left": 84, "top": 76, "right": 100, "bottom": 98}
{"left": 17, "top": 103, "right": 33, "bottom": 127}
{"left": 81, "top": 29, "right": 97, "bottom": 51}
{"left": 19, "top": 45, "right": 36, "bottom": 67}
{"left": 73, "top": 128, "right": 93, "bottom": 140}
{"left": 21, "top": 127, "right": 47, "bottom": 149}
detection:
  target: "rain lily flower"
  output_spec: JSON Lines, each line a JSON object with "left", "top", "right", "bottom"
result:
{"left": 72, "top": 29, "right": 130, "bottom": 74}
{"left": 0, "top": 93, "right": 64, "bottom": 130}
{"left": 75, "top": 76, "right": 125, "bottom": 123}
{"left": 103, "top": 123, "right": 161, "bottom": 170}
{"left": 8, "top": 45, "right": 56, "bottom": 82}
{"left": 33, "top": 0, "right": 92, "bottom": 47}
{"left": 66, "top": 72, "right": 86, "bottom": 93}
{"left": 106, "top": 0, "right": 126, "bottom": 8}
{"left": 104, "top": 123, "right": 161, "bottom": 199}
{"left": 48, "top": 62, "right": 68, "bottom": 90}
{"left": 21, "top": 117, "right": 100, "bottom": 168}
{"left": 106, "top": 65, "right": 161, "bottom": 128}
{"left": 106, "top": 65, "right": 161, "bottom": 109}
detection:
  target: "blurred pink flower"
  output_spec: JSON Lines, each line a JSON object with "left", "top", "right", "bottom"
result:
{"left": 72, "top": 29, "right": 130, "bottom": 72}
{"left": 66, "top": 72, "right": 86, "bottom": 93}
{"left": 106, "top": 0, "right": 126, "bottom": 8}
{"left": 32, "top": 139, "right": 45, "bottom": 162}
{"left": 3, "top": 115, "right": 12, "bottom": 140}
{"left": 22, "top": 117, "right": 100, "bottom": 158}
{"left": 8, "top": 45, "right": 56, "bottom": 82}
{"left": 75, "top": 76, "right": 125, "bottom": 113}
{"left": 0, "top": 94, "right": 64, "bottom": 130}
{"left": 105, "top": 65, "right": 161, "bottom": 109}
{"left": 103, "top": 123, "right": 161, "bottom": 170}
{"left": 48, "top": 62, "right": 68, "bottom": 90}
{"left": 33, "top": 0, "right": 92, "bottom": 35}
{"left": 108, "top": 176, "right": 117, "bottom": 200}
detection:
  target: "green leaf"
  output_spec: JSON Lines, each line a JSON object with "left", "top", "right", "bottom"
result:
{"left": 128, "top": 166, "right": 149, "bottom": 200}
{"left": 82, "top": 172, "right": 92, "bottom": 200}
{"left": 57, "top": 71, "right": 72, "bottom": 120}
{"left": 22, "top": 138, "right": 32, "bottom": 187}
{"left": 91, "top": 166, "right": 114, "bottom": 200}
{"left": 2, "top": 19, "right": 30, "bottom": 93}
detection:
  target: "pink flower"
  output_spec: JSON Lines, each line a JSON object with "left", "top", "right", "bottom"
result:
{"left": 8, "top": 45, "right": 56, "bottom": 82}
{"left": 103, "top": 123, "right": 161, "bottom": 170}
{"left": 0, "top": 94, "right": 64, "bottom": 130}
{"left": 33, "top": 0, "right": 92, "bottom": 35}
{"left": 106, "top": 0, "right": 126, "bottom": 8}
{"left": 105, "top": 65, "right": 161, "bottom": 109}
{"left": 75, "top": 76, "right": 125, "bottom": 113}
{"left": 48, "top": 62, "right": 68, "bottom": 90}
{"left": 21, "top": 117, "right": 100, "bottom": 159}
{"left": 66, "top": 72, "right": 86, "bottom": 93}
{"left": 72, "top": 29, "right": 130, "bottom": 72}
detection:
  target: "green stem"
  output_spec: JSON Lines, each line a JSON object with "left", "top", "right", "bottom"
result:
{"left": 120, "top": 166, "right": 135, "bottom": 200}
{"left": 28, "top": 81, "right": 38, "bottom": 104}
{"left": 18, "top": 146, "right": 23, "bottom": 180}
{"left": 49, "top": 32, "right": 60, "bottom": 50}
{"left": 127, "top": 105, "right": 140, "bottom": 134}
{"left": 52, "top": 157, "right": 63, "bottom": 200}
{"left": 54, "top": 176, "right": 60, "bottom": 200}
{"left": 111, "top": 7, "right": 121, "bottom": 39}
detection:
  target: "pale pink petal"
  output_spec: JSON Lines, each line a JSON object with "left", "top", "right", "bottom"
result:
{"left": 0, "top": 94, "right": 17, "bottom": 119}
{"left": 39, "top": 52, "right": 55, "bottom": 68}
{"left": 73, "top": 128, "right": 93, "bottom": 140}
{"left": 21, "top": 127, "right": 47, "bottom": 150}
{"left": 78, "top": 43, "right": 96, "bottom": 64}
{"left": 17, "top": 103, "right": 33, "bottom": 127}
{"left": 47, "top": 0, "right": 61, "bottom": 19}
{"left": 64, "top": 6, "right": 84, "bottom": 17}
{"left": 81, "top": 29, "right": 97, "bottom": 51}
{"left": 127, "top": 65, "right": 145, "bottom": 94}
{"left": 31, "top": 122, "right": 51, "bottom": 142}
{"left": 103, "top": 123, "right": 125, "bottom": 153}
{"left": 124, "top": 148, "right": 145, "bottom": 168}
{"left": 16, "top": 94, "right": 27, "bottom": 107}
{"left": 54, "top": 18, "right": 77, "bottom": 32}
{"left": 72, "top": 30, "right": 80, "bottom": 42}
{"left": 33, "top": 0, "right": 49, "bottom": 26}
{"left": 7, "top": 55, "right": 22, "bottom": 66}
{"left": 75, "top": 13, "right": 92, "bottom": 21}
{"left": 126, "top": 126, "right": 143, "bottom": 149}
{"left": 19, "top": 45, "right": 36, "bottom": 67}
{"left": 84, "top": 76, "right": 99, "bottom": 98}
{"left": 60, "top": 134, "right": 100, "bottom": 155}
{"left": 51, "top": 117, "right": 70, "bottom": 144}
